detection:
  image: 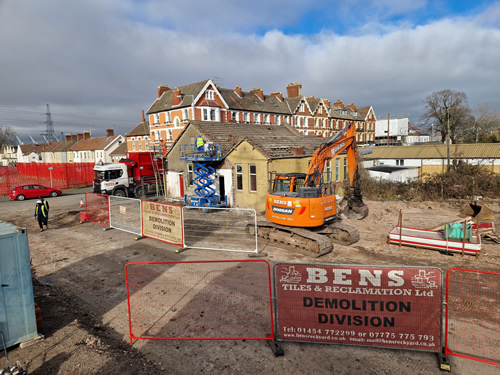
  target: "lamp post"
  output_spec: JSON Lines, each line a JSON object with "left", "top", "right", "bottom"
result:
{"left": 446, "top": 110, "right": 450, "bottom": 171}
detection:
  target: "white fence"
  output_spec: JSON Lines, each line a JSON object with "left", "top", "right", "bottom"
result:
{"left": 109, "top": 196, "right": 142, "bottom": 236}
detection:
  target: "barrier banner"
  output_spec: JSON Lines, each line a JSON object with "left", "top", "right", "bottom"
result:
{"left": 142, "top": 201, "right": 183, "bottom": 245}
{"left": 275, "top": 264, "right": 442, "bottom": 352}
{"left": 85, "top": 192, "right": 110, "bottom": 227}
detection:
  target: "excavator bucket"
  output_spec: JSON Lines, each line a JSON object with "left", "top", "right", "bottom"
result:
{"left": 459, "top": 201, "right": 494, "bottom": 220}
{"left": 343, "top": 196, "right": 369, "bottom": 220}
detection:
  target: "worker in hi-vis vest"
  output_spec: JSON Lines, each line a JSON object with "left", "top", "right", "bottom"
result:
{"left": 196, "top": 135, "right": 204, "bottom": 152}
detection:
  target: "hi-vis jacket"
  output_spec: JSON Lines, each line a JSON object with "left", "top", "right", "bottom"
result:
{"left": 35, "top": 204, "right": 48, "bottom": 218}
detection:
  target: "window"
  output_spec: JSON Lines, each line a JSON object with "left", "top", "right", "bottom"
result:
{"left": 210, "top": 109, "right": 216, "bottom": 121}
{"left": 183, "top": 109, "right": 189, "bottom": 121}
{"left": 236, "top": 164, "right": 243, "bottom": 190}
{"left": 325, "top": 161, "right": 331, "bottom": 183}
{"left": 232, "top": 111, "right": 237, "bottom": 121}
{"left": 264, "top": 114, "right": 270, "bottom": 124}
{"left": 249, "top": 164, "right": 257, "bottom": 192}
{"left": 206, "top": 90, "right": 214, "bottom": 100}
{"left": 145, "top": 136, "right": 149, "bottom": 150}
{"left": 187, "top": 164, "right": 193, "bottom": 186}
{"left": 344, "top": 158, "right": 348, "bottom": 180}
{"left": 243, "top": 113, "right": 249, "bottom": 123}
{"left": 156, "top": 131, "right": 160, "bottom": 141}
{"left": 138, "top": 137, "right": 142, "bottom": 151}
{"left": 167, "top": 112, "right": 171, "bottom": 123}
{"left": 167, "top": 129, "right": 173, "bottom": 141}
{"left": 396, "top": 159, "right": 404, "bottom": 166}
{"left": 276, "top": 115, "right": 281, "bottom": 125}
{"left": 154, "top": 114, "right": 159, "bottom": 124}
{"left": 335, "top": 158, "right": 340, "bottom": 181}
{"left": 131, "top": 137, "right": 136, "bottom": 151}
{"left": 300, "top": 103, "right": 305, "bottom": 112}
{"left": 255, "top": 114, "right": 261, "bottom": 124}
{"left": 203, "top": 108, "right": 208, "bottom": 121}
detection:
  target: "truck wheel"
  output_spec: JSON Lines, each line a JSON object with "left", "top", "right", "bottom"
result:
{"left": 135, "top": 186, "right": 145, "bottom": 197}
{"left": 113, "top": 189, "right": 126, "bottom": 197}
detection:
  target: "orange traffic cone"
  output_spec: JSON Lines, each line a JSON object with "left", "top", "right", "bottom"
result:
{"left": 80, "top": 198, "right": 84, "bottom": 208}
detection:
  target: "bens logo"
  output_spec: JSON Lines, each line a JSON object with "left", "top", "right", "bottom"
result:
{"left": 272, "top": 206, "right": 295, "bottom": 215}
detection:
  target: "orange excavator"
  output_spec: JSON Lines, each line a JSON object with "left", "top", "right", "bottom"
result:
{"left": 256, "top": 122, "right": 369, "bottom": 257}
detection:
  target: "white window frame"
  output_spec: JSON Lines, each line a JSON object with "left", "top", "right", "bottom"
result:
{"left": 138, "top": 136, "right": 142, "bottom": 151}
{"left": 249, "top": 164, "right": 257, "bottom": 192}
{"left": 236, "top": 164, "right": 243, "bottom": 191}
{"left": 131, "top": 137, "right": 136, "bottom": 151}
{"left": 300, "top": 103, "right": 305, "bottom": 112}
{"left": 206, "top": 90, "right": 214, "bottom": 100}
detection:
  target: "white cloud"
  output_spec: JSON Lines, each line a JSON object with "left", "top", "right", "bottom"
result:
{"left": 0, "top": 0, "right": 499, "bottom": 142}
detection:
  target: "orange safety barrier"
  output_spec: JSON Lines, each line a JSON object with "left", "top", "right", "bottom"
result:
{"left": 445, "top": 268, "right": 500, "bottom": 366}
{"left": 124, "top": 260, "right": 274, "bottom": 343}
{"left": 0, "top": 163, "right": 95, "bottom": 195}
{"left": 85, "top": 192, "right": 110, "bottom": 227}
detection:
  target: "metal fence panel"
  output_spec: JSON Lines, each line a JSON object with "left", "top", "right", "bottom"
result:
{"left": 274, "top": 263, "right": 442, "bottom": 353}
{"left": 85, "top": 192, "right": 110, "bottom": 227}
{"left": 445, "top": 268, "right": 500, "bottom": 366}
{"left": 125, "top": 260, "right": 274, "bottom": 342}
{"left": 109, "top": 196, "right": 142, "bottom": 235}
{"left": 182, "top": 207, "right": 257, "bottom": 253}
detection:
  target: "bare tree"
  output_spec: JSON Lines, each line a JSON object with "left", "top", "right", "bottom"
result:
{"left": 459, "top": 103, "right": 500, "bottom": 143}
{"left": 421, "top": 90, "right": 471, "bottom": 143}
{"left": 0, "top": 126, "right": 15, "bottom": 150}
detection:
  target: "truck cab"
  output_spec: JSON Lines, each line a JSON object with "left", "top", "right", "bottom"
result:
{"left": 93, "top": 162, "right": 129, "bottom": 196}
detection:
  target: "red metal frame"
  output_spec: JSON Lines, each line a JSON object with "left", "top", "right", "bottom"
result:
{"left": 445, "top": 268, "right": 500, "bottom": 366}
{"left": 124, "top": 260, "right": 274, "bottom": 344}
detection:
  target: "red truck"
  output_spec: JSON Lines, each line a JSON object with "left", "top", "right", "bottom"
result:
{"left": 93, "top": 152, "right": 164, "bottom": 197}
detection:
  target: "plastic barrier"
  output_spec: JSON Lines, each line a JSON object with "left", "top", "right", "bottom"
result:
{"left": 125, "top": 260, "right": 274, "bottom": 343}
{"left": 85, "top": 193, "right": 110, "bottom": 227}
{"left": 445, "top": 268, "right": 500, "bottom": 366}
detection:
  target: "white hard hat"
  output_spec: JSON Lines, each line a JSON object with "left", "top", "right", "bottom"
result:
{"left": 160, "top": 138, "right": 163, "bottom": 141}
{"left": 37, "top": 200, "right": 42, "bottom": 204}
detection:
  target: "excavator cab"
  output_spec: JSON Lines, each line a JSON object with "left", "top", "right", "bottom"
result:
{"left": 271, "top": 173, "right": 307, "bottom": 195}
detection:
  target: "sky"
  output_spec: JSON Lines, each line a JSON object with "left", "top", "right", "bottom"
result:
{"left": 0, "top": 0, "right": 499, "bottom": 143}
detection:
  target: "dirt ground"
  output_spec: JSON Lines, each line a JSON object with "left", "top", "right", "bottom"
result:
{"left": 1, "top": 188, "right": 499, "bottom": 375}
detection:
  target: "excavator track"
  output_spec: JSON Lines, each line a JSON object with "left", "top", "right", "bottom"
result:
{"left": 313, "top": 222, "right": 360, "bottom": 246}
{"left": 250, "top": 219, "right": 333, "bottom": 257}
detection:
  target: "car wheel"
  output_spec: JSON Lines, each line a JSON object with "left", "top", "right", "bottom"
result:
{"left": 17, "top": 195, "right": 25, "bottom": 201}
{"left": 50, "top": 191, "right": 58, "bottom": 197}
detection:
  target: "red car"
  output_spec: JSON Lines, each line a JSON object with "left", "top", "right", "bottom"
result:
{"left": 9, "top": 184, "right": 63, "bottom": 201}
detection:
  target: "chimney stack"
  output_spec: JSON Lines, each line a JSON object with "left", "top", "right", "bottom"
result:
{"left": 286, "top": 82, "right": 302, "bottom": 98}
{"left": 323, "top": 99, "right": 331, "bottom": 107}
{"left": 250, "top": 88, "right": 264, "bottom": 100}
{"left": 291, "top": 146, "right": 304, "bottom": 156}
{"left": 142, "top": 110, "right": 145, "bottom": 122}
{"left": 72, "top": 134, "right": 78, "bottom": 141}
{"left": 83, "top": 130, "right": 90, "bottom": 139}
{"left": 346, "top": 103, "right": 357, "bottom": 111}
{"left": 334, "top": 100, "right": 345, "bottom": 109}
{"left": 234, "top": 85, "right": 243, "bottom": 97}
{"left": 157, "top": 84, "right": 171, "bottom": 98}
{"left": 106, "top": 128, "right": 114, "bottom": 137}
{"left": 270, "top": 91, "right": 283, "bottom": 101}
{"left": 172, "top": 87, "right": 182, "bottom": 106}
{"left": 77, "top": 133, "right": 83, "bottom": 140}
{"left": 65, "top": 133, "right": 72, "bottom": 142}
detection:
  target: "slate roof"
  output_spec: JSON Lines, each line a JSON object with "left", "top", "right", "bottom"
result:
{"left": 41, "top": 139, "right": 78, "bottom": 153}
{"left": 70, "top": 135, "right": 121, "bottom": 151}
{"left": 110, "top": 142, "right": 128, "bottom": 156}
{"left": 126, "top": 121, "right": 150, "bottom": 137}
{"left": 147, "top": 80, "right": 210, "bottom": 114}
{"left": 218, "top": 88, "right": 291, "bottom": 114}
{"left": 362, "top": 143, "right": 500, "bottom": 160}
{"left": 184, "top": 121, "right": 326, "bottom": 159}
{"left": 19, "top": 144, "right": 44, "bottom": 155}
